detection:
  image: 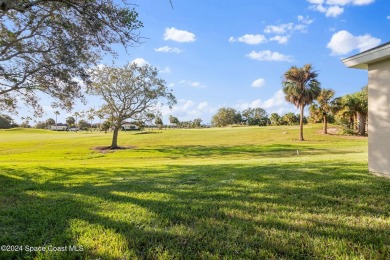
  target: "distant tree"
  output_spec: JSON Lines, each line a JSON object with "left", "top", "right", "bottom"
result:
{"left": 242, "top": 107, "right": 268, "bottom": 126}
{"left": 332, "top": 96, "right": 355, "bottom": 133}
{"left": 0, "top": 0, "right": 142, "bottom": 116}
{"left": 0, "top": 114, "right": 17, "bottom": 129}
{"left": 316, "top": 88, "right": 335, "bottom": 134}
{"left": 90, "top": 63, "right": 176, "bottom": 149}
{"left": 193, "top": 118, "right": 202, "bottom": 128}
{"left": 34, "top": 121, "right": 47, "bottom": 129}
{"left": 45, "top": 118, "right": 55, "bottom": 128}
{"left": 100, "top": 120, "right": 111, "bottom": 132}
{"left": 155, "top": 117, "right": 163, "bottom": 129}
{"left": 96, "top": 110, "right": 105, "bottom": 130}
{"left": 54, "top": 111, "right": 60, "bottom": 127}
{"left": 86, "top": 108, "right": 95, "bottom": 131}
{"left": 145, "top": 113, "right": 155, "bottom": 127}
{"left": 78, "top": 119, "right": 90, "bottom": 130}
{"left": 283, "top": 64, "right": 321, "bottom": 141}
{"left": 101, "top": 120, "right": 112, "bottom": 133}
{"left": 211, "top": 107, "right": 241, "bottom": 127}
{"left": 341, "top": 86, "right": 368, "bottom": 136}
{"left": 155, "top": 117, "right": 163, "bottom": 125}
{"left": 282, "top": 112, "right": 298, "bottom": 126}
{"left": 20, "top": 116, "right": 32, "bottom": 128}
{"left": 269, "top": 113, "right": 281, "bottom": 125}
{"left": 308, "top": 104, "right": 322, "bottom": 124}
{"left": 66, "top": 116, "right": 76, "bottom": 127}
{"left": 169, "top": 115, "right": 179, "bottom": 127}
{"left": 73, "top": 112, "right": 82, "bottom": 128}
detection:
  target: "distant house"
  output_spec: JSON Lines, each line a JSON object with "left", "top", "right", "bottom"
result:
{"left": 121, "top": 122, "right": 140, "bottom": 131}
{"left": 342, "top": 42, "right": 390, "bottom": 177}
{"left": 50, "top": 124, "right": 68, "bottom": 131}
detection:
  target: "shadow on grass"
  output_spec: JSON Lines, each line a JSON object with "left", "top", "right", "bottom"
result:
{"left": 150, "top": 144, "right": 364, "bottom": 159}
{"left": 0, "top": 162, "right": 389, "bottom": 259}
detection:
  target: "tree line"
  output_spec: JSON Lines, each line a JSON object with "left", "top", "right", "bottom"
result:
{"left": 1, "top": 2, "right": 176, "bottom": 148}
{"left": 211, "top": 64, "right": 368, "bottom": 140}
{"left": 0, "top": 2, "right": 368, "bottom": 146}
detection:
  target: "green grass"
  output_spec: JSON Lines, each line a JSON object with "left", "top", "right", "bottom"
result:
{"left": 0, "top": 125, "right": 389, "bottom": 259}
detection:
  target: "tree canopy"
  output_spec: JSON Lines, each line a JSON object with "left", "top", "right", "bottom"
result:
{"left": 283, "top": 64, "right": 321, "bottom": 140}
{"left": 0, "top": 0, "right": 142, "bottom": 115}
{"left": 0, "top": 114, "right": 17, "bottom": 128}
{"left": 211, "top": 107, "right": 242, "bottom": 127}
{"left": 90, "top": 63, "right": 176, "bottom": 148}
{"left": 315, "top": 88, "right": 335, "bottom": 134}
{"left": 242, "top": 107, "right": 268, "bottom": 126}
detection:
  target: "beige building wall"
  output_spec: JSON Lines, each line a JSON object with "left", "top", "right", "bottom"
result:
{"left": 368, "top": 59, "right": 390, "bottom": 176}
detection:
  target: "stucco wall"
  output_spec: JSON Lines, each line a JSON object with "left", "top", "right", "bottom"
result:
{"left": 368, "top": 59, "right": 390, "bottom": 176}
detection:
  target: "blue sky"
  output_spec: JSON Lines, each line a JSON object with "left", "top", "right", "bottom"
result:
{"left": 18, "top": 0, "right": 390, "bottom": 124}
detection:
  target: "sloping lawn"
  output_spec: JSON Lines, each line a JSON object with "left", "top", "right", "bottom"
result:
{"left": 0, "top": 126, "right": 389, "bottom": 259}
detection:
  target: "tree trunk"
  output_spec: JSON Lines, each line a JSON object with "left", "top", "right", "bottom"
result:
{"left": 299, "top": 105, "right": 304, "bottom": 141}
{"left": 323, "top": 112, "right": 328, "bottom": 134}
{"left": 354, "top": 113, "right": 358, "bottom": 130}
{"left": 111, "top": 126, "right": 120, "bottom": 149}
{"left": 357, "top": 112, "right": 366, "bottom": 136}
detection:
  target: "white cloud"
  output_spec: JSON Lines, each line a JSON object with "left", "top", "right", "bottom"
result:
{"left": 247, "top": 50, "right": 293, "bottom": 62}
{"left": 164, "top": 27, "right": 196, "bottom": 43}
{"left": 387, "top": 15, "right": 390, "bottom": 20}
{"left": 327, "top": 30, "right": 381, "bottom": 55}
{"left": 229, "top": 34, "right": 267, "bottom": 45}
{"left": 262, "top": 90, "right": 286, "bottom": 109}
{"left": 179, "top": 80, "right": 206, "bottom": 88}
{"left": 160, "top": 99, "right": 216, "bottom": 122}
{"left": 307, "top": 0, "right": 324, "bottom": 4}
{"left": 251, "top": 78, "right": 266, "bottom": 88}
{"left": 326, "top": 0, "right": 375, "bottom": 5}
{"left": 297, "top": 15, "right": 314, "bottom": 25}
{"left": 159, "top": 67, "right": 172, "bottom": 74}
{"left": 326, "top": 5, "right": 344, "bottom": 17}
{"left": 264, "top": 23, "right": 294, "bottom": 34}
{"left": 230, "top": 16, "right": 311, "bottom": 47}
{"left": 197, "top": 101, "right": 209, "bottom": 111}
{"left": 154, "top": 46, "right": 183, "bottom": 53}
{"left": 270, "top": 35, "right": 289, "bottom": 44}
{"left": 235, "top": 90, "right": 295, "bottom": 115}
{"left": 131, "top": 58, "right": 149, "bottom": 66}
{"left": 264, "top": 19, "right": 311, "bottom": 35}
{"left": 182, "top": 100, "right": 194, "bottom": 111}
{"left": 308, "top": 0, "right": 375, "bottom": 17}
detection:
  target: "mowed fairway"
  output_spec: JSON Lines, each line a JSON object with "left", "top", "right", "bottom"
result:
{"left": 0, "top": 126, "right": 389, "bottom": 259}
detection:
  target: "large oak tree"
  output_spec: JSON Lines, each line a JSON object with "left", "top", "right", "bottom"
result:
{"left": 90, "top": 63, "right": 176, "bottom": 149}
{"left": 0, "top": 0, "right": 142, "bottom": 115}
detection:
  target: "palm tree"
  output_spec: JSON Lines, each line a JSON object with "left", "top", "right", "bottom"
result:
{"left": 96, "top": 111, "right": 105, "bottom": 131}
{"left": 86, "top": 108, "right": 95, "bottom": 131}
{"left": 54, "top": 111, "right": 60, "bottom": 129}
{"left": 341, "top": 86, "right": 368, "bottom": 136}
{"left": 73, "top": 112, "right": 81, "bottom": 129}
{"left": 283, "top": 64, "right": 321, "bottom": 141}
{"left": 316, "top": 88, "right": 335, "bottom": 134}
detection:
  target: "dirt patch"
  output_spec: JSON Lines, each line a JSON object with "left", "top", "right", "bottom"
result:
{"left": 134, "top": 131, "right": 162, "bottom": 135}
{"left": 91, "top": 146, "right": 137, "bottom": 153}
{"left": 326, "top": 127, "right": 340, "bottom": 135}
{"left": 317, "top": 127, "right": 340, "bottom": 135}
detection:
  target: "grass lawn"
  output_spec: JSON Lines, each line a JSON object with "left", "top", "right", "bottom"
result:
{"left": 0, "top": 125, "right": 389, "bottom": 259}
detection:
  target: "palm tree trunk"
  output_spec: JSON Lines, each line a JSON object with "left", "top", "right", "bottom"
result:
{"left": 111, "top": 127, "right": 119, "bottom": 149}
{"left": 354, "top": 113, "right": 358, "bottom": 130}
{"left": 357, "top": 113, "right": 366, "bottom": 136}
{"left": 299, "top": 105, "right": 304, "bottom": 141}
{"left": 323, "top": 113, "right": 328, "bottom": 134}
